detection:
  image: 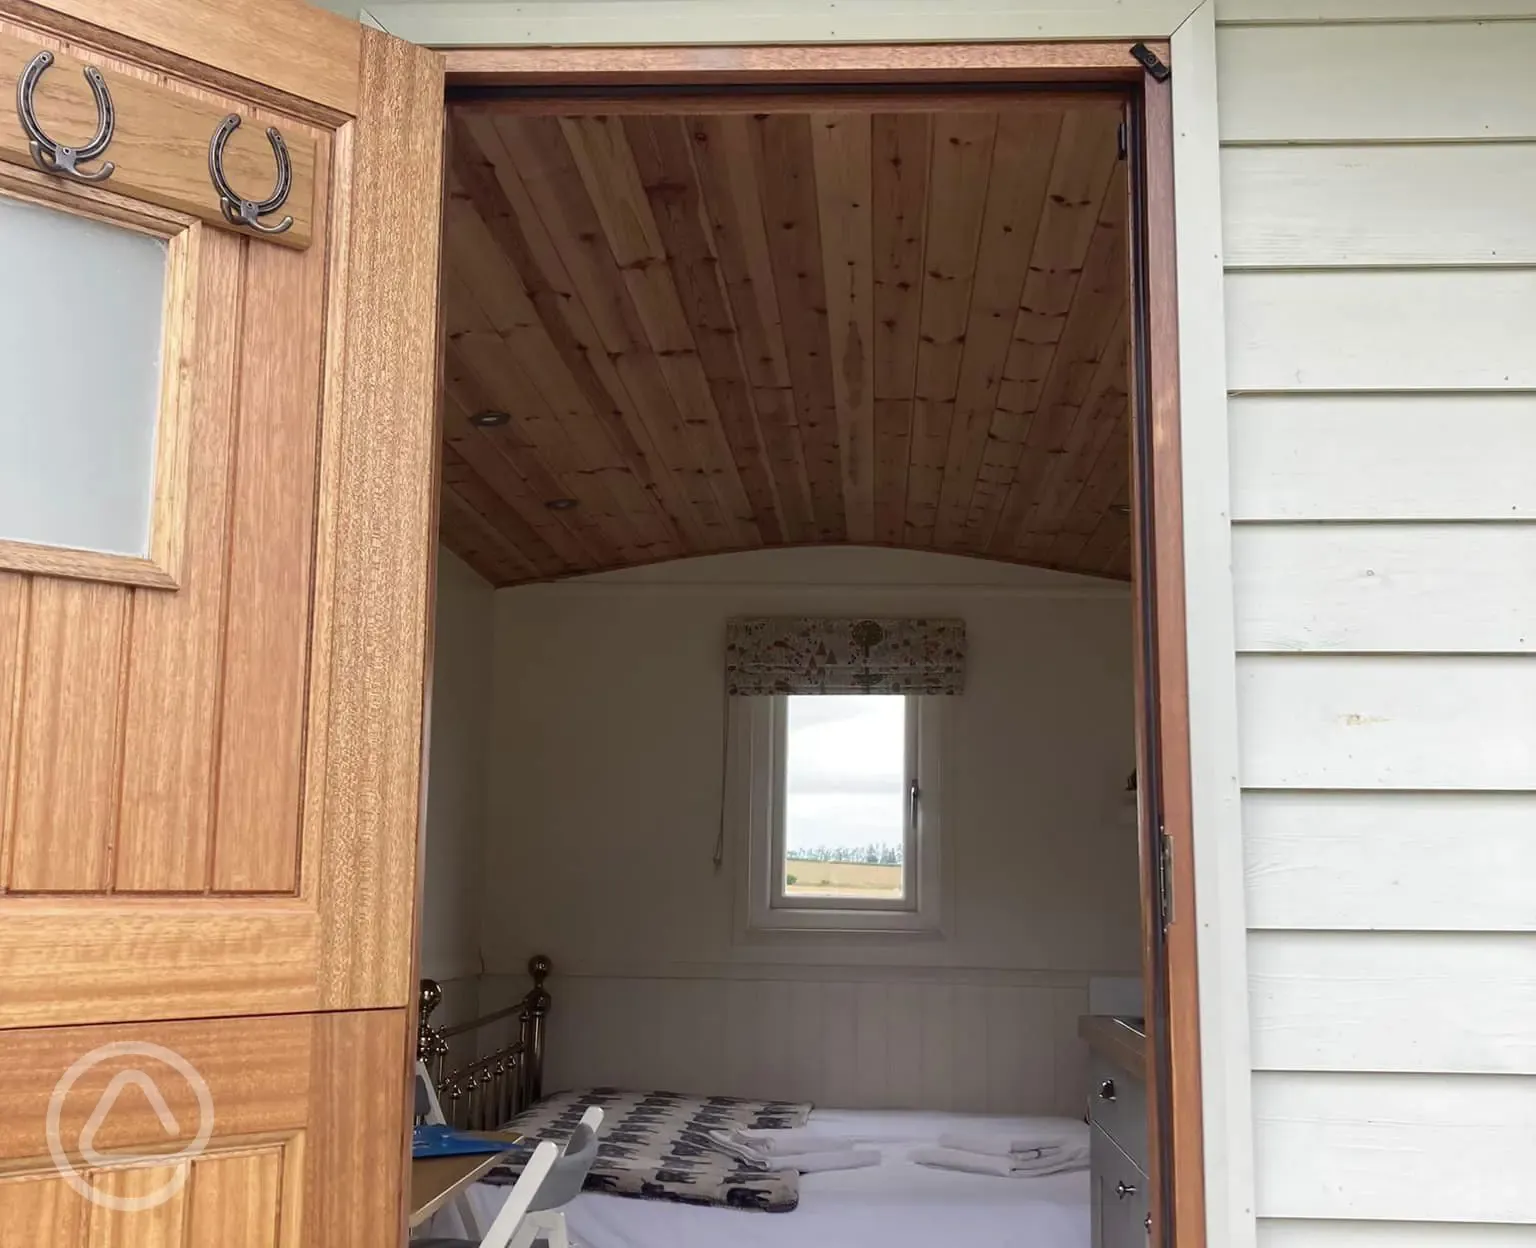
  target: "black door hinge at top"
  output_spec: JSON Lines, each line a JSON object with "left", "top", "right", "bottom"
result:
{"left": 1130, "top": 42, "right": 1171, "bottom": 82}
{"left": 1117, "top": 121, "right": 1127, "bottom": 160}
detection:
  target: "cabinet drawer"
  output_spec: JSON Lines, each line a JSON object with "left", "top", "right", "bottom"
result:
{"left": 1090, "top": 1123, "right": 1150, "bottom": 1248}
{"left": 1088, "top": 1052, "right": 1148, "bottom": 1171}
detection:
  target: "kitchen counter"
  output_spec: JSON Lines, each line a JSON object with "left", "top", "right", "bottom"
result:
{"left": 1078, "top": 1014, "right": 1147, "bottom": 1081}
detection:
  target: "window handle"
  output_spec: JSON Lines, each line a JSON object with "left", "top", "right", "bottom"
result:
{"left": 909, "top": 778, "right": 921, "bottom": 827}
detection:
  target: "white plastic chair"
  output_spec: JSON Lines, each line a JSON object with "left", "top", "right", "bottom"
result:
{"left": 414, "top": 1138, "right": 561, "bottom": 1248}
{"left": 506, "top": 1106, "right": 605, "bottom": 1248}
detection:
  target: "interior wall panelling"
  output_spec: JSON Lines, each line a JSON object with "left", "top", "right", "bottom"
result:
{"left": 479, "top": 548, "right": 1140, "bottom": 1114}
{"left": 440, "top": 98, "right": 1131, "bottom": 585}
{"left": 486, "top": 969, "right": 1092, "bottom": 1118}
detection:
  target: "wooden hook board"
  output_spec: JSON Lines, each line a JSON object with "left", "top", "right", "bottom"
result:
{"left": 0, "top": 22, "right": 317, "bottom": 248}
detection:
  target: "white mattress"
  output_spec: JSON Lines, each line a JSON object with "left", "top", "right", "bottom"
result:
{"left": 458, "top": 1107, "right": 1090, "bottom": 1248}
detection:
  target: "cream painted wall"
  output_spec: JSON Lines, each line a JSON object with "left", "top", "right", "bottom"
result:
{"left": 420, "top": 548, "right": 495, "bottom": 1040}
{"left": 484, "top": 546, "right": 1139, "bottom": 1111}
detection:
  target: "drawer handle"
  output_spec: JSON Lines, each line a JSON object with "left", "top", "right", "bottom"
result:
{"left": 1098, "top": 1078, "right": 1117, "bottom": 1102}
{"left": 1116, "top": 1181, "right": 1138, "bottom": 1200}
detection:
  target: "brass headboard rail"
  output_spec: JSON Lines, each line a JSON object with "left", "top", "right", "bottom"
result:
{"left": 416, "top": 954, "right": 551, "bottom": 1130}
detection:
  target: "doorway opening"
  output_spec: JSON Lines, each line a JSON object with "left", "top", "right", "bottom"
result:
{"left": 412, "top": 41, "right": 1199, "bottom": 1248}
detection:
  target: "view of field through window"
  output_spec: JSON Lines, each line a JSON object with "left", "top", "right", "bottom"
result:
{"left": 783, "top": 695, "right": 907, "bottom": 900}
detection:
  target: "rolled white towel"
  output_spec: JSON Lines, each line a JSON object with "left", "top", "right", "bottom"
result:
{"left": 735, "top": 1128, "right": 864, "bottom": 1156}
{"left": 910, "top": 1143, "right": 1089, "bottom": 1178}
{"left": 910, "top": 1146, "right": 1015, "bottom": 1177}
{"left": 765, "top": 1148, "right": 881, "bottom": 1174}
{"left": 1008, "top": 1143, "right": 1090, "bottom": 1177}
{"left": 937, "top": 1119, "right": 1088, "bottom": 1158}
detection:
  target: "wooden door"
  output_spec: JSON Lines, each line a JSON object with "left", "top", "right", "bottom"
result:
{"left": 0, "top": 3, "right": 443, "bottom": 1245}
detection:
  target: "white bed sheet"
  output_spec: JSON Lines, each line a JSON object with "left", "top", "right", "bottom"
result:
{"left": 459, "top": 1107, "right": 1090, "bottom": 1248}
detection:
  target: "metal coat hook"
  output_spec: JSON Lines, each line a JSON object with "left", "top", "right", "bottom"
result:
{"left": 208, "top": 113, "right": 293, "bottom": 236}
{"left": 16, "top": 50, "right": 116, "bottom": 182}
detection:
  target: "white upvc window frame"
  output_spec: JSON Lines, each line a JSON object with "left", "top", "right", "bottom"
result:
{"left": 735, "top": 693, "right": 944, "bottom": 934}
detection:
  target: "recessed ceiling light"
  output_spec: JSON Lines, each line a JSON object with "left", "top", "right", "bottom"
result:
{"left": 470, "top": 410, "right": 511, "bottom": 428}
{"left": 545, "top": 497, "right": 579, "bottom": 511}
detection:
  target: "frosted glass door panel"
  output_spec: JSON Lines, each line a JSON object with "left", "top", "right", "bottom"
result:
{"left": 0, "top": 195, "right": 167, "bottom": 556}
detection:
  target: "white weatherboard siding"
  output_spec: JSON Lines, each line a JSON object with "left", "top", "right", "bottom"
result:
{"left": 1218, "top": 6, "right": 1536, "bottom": 1240}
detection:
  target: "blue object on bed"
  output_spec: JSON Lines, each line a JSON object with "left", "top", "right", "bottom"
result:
{"left": 412, "top": 1123, "right": 517, "bottom": 1159}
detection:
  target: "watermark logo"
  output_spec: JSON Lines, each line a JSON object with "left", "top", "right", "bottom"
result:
{"left": 46, "top": 1042, "right": 215, "bottom": 1212}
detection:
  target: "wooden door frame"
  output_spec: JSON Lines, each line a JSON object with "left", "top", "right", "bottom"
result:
{"left": 435, "top": 38, "right": 1202, "bottom": 1248}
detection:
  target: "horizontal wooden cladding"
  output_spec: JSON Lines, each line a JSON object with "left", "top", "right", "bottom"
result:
{"left": 1256, "top": 1220, "right": 1536, "bottom": 1248}
{"left": 442, "top": 99, "right": 1131, "bottom": 586}
{"left": 1221, "top": 144, "right": 1536, "bottom": 267}
{"left": 29, "top": 0, "right": 362, "bottom": 118}
{"left": 1244, "top": 791, "right": 1536, "bottom": 932}
{"left": 0, "top": 903, "right": 317, "bottom": 1026}
{"left": 1216, "top": 0, "right": 1536, "bottom": 19}
{"left": 0, "top": 21, "right": 319, "bottom": 248}
{"left": 1233, "top": 525, "right": 1536, "bottom": 653}
{"left": 1215, "top": 21, "right": 1536, "bottom": 142}
{"left": 1228, "top": 395, "right": 1536, "bottom": 521}
{"left": 1252, "top": 1071, "right": 1536, "bottom": 1222}
{"left": 1249, "top": 931, "right": 1536, "bottom": 1074}
{"left": 1225, "top": 271, "right": 1536, "bottom": 392}
{"left": 1237, "top": 655, "right": 1536, "bottom": 790}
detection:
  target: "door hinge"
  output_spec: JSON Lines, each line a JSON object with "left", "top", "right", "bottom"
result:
{"left": 1130, "top": 42, "right": 1171, "bottom": 83}
{"left": 1117, "top": 121, "right": 1128, "bottom": 161}
{"left": 1157, "top": 827, "right": 1174, "bottom": 930}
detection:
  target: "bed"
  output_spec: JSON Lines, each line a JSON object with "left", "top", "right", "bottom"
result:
{"left": 416, "top": 963, "right": 1091, "bottom": 1248}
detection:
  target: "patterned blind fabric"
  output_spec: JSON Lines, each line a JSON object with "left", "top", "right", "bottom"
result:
{"left": 724, "top": 617, "right": 967, "bottom": 695}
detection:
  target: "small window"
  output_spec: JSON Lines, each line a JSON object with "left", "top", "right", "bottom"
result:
{"left": 734, "top": 693, "right": 943, "bottom": 934}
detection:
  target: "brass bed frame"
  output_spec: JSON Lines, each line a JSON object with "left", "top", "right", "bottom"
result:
{"left": 416, "top": 954, "right": 553, "bottom": 1129}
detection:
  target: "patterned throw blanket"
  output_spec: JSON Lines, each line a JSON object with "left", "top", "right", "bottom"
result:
{"left": 482, "top": 1087, "right": 813, "bottom": 1212}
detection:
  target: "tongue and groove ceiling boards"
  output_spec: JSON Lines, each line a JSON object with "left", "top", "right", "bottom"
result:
{"left": 440, "top": 95, "right": 1131, "bottom": 587}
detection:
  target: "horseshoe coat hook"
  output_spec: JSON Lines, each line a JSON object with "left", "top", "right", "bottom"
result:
{"left": 208, "top": 113, "right": 293, "bottom": 236}
{"left": 16, "top": 51, "right": 116, "bottom": 182}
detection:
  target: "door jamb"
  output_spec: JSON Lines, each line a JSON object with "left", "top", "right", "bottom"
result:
{"left": 436, "top": 39, "right": 1202, "bottom": 1248}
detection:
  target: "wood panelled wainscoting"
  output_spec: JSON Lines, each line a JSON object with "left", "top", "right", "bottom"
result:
{"left": 439, "top": 95, "right": 1133, "bottom": 585}
{"left": 481, "top": 967, "right": 1097, "bottom": 1118}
